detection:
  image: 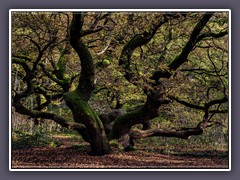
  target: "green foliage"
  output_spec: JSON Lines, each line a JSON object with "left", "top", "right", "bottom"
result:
{"left": 95, "top": 58, "right": 112, "bottom": 68}
{"left": 12, "top": 130, "right": 63, "bottom": 149}
{"left": 102, "top": 59, "right": 111, "bottom": 66}
{"left": 109, "top": 139, "right": 121, "bottom": 149}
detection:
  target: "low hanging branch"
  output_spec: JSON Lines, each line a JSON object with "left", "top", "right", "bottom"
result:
{"left": 121, "top": 93, "right": 228, "bottom": 150}
{"left": 130, "top": 127, "right": 203, "bottom": 140}
{"left": 119, "top": 123, "right": 204, "bottom": 150}
{"left": 13, "top": 100, "right": 87, "bottom": 135}
{"left": 128, "top": 97, "right": 227, "bottom": 143}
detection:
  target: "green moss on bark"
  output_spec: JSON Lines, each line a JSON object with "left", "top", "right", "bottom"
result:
{"left": 64, "top": 89, "right": 112, "bottom": 155}
{"left": 64, "top": 90, "right": 99, "bottom": 123}
{"left": 109, "top": 109, "right": 144, "bottom": 139}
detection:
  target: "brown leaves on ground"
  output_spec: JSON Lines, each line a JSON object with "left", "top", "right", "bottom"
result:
{"left": 11, "top": 136, "right": 228, "bottom": 169}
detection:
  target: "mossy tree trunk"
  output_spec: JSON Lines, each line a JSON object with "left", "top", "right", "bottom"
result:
{"left": 64, "top": 13, "right": 112, "bottom": 155}
{"left": 109, "top": 95, "right": 166, "bottom": 149}
{"left": 64, "top": 90, "right": 111, "bottom": 155}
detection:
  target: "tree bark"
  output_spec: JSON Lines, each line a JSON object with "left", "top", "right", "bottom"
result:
{"left": 130, "top": 127, "right": 204, "bottom": 140}
{"left": 109, "top": 12, "right": 219, "bottom": 150}
{"left": 64, "top": 90, "right": 112, "bottom": 155}
{"left": 110, "top": 96, "right": 162, "bottom": 140}
{"left": 64, "top": 13, "right": 112, "bottom": 155}
{"left": 99, "top": 109, "right": 124, "bottom": 135}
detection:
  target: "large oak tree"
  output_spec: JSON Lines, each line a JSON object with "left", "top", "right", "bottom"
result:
{"left": 11, "top": 11, "right": 229, "bottom": 155}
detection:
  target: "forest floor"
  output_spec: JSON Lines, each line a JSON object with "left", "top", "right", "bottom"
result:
{"left": 11, "top": 135, "right": 229, "bottom": 169}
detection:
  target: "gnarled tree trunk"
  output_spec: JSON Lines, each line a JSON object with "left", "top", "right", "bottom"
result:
{"left": 64, "top": 13, "right": 112, "bottom": 155}
{"left": 109, "top": 95, "right": 164, "bottom": 150}
{"left": 64, "top": 90, "right": 111, "bottom": 155}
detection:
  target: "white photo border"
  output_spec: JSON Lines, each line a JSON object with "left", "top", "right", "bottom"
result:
{"left": 9, "top": 9, "right": 231, "bottom": 172}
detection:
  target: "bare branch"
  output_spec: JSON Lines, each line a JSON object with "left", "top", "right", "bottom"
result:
{"left": 168, "top": 13, "right": 214, "bottom": 70}
{"left": 196, "top": 31, "right": 228, "bottom": 42}
{"left": 12, "top": 55, "right": 32, "bottom": 62}
{"left": 81, "top": 27, "right": 104, "bottom": 37}
{"left": 13, "top": 100, "right": 89, "bottom": 140}
{"left": 32, "top": 38, "right": 56, "bottom": 71}
{"left": 169, "top": 96, "right": 228, "bottom": 114}
{"left": 96, "top": 35, "right": 112, "bottom": 55}
{"left": 38, "top": 63, "right": 63, "bottom": 85}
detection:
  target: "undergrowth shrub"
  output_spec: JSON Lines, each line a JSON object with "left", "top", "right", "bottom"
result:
{"left": 12, "top": 130, "right": 63, "bottom": 150}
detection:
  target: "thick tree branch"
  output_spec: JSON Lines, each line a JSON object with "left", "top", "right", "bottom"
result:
{"left": 13, "top": 101, "right": 84, "bottom": 130}
{"left": 12, "top": 59, "right": 35, "bottom": 99}
{"left": 13, "top": 101, "right": 90, "bottom": 141}
{"left": 34, "top": 85, "right": 63, "bottom": 111}
{"left": 130, "top": 127, "right": 203, "bottom": 140}
{"left": 152, "top": 16, "right": 228, "bottom": 83}
{"left": 70, "top": 13, "right": 95, "bottom": 100}
{"left": 168, "top": 13, "right": 214, "bottom": 70}
{"left": 118, "top": 125, "right": 204, "bottom": 150}
{"left": 119, "top": 16, "right": 169, "bottom": 84}
{"left": 151, "top": 13, "right": 215, "bottom": 82}
{"left": 205, "top": 96, "right": 228, "bottom": 108}
{"left": 110, "top": 96, "right": 163, "bottom": 140}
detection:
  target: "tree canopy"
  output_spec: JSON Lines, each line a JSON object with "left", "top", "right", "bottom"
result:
{"left": 11, "top": 11, "right": 229, "bottom": 155}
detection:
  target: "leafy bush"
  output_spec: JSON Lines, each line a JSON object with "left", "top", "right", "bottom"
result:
{"left": 12, "top": 130, "right": 63, "bottom": 150}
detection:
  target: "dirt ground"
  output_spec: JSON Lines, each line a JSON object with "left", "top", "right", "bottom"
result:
{"left": 11, "top": 136, "right": 229, "bottom": 169}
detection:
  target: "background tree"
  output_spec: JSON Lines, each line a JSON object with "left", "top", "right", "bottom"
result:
{"left": 11, "top": 11, "right": 229, "bottom": 155}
